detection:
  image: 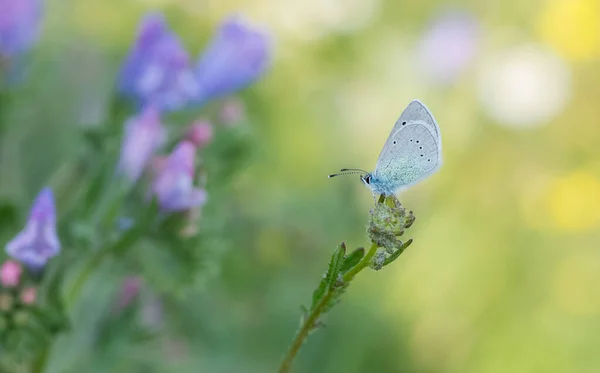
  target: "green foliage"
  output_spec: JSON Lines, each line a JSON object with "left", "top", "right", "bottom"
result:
{"left": 340, "top": 247, "right": 365, "bottom": 274}
{"left": 310, "top": 243, "right": 346, "bottom": 311}
{"left": 0, "top": 265, "right": 69, "bottom": 369}
{"left": 381, "top": 239, "right": 413, "bottom": 268}
{"left": 280, "top": 196, "right": 417, "bottom": 372}
{"left": 325, "top": 243, "right": 345, "bottom": 290}
{"left": 204, "top": 124, "right": 254, "bottom": 185}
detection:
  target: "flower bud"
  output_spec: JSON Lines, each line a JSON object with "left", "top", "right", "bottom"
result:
{"left": 0, "top": 260, "right": 22, "bottom": 288}
{"left": 0, "top": 293, "right": 13, "bottom": 312}
{"left": 20, "top": 287, "right": 36, "bottom": 305}
{"left": 185, "top": 120, "right": 213, "bottom": 148}
{"left": 219, "top": 97, "right": 245, "bottom": 126}
{"left": 368, "top": 196, "right": 415, "bottom": 253}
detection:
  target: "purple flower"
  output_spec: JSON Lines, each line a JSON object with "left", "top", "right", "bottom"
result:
{"left": 5, "top": 188, "right": 60, "bottom": 270}
{"left": 153, "top": 141, "right": 207, "bottom": 212}
{"left": 417, "top": 10, "right": 480, "bottom": 85}
{"left": 118, "top": 13, "right": 200, "bottom": 112}
{"left": 0, "top": 0, "right": 42, "bottom": 58}
{"left": 118, "top": 106, "right": 166, "bottom": 182}
{"left": 195, "top": 15, "right": 271, "bottom": 103}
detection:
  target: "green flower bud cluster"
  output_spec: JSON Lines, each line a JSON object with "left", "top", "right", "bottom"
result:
{"left": 368, "top": 196, "right": 415, "bottom": 270}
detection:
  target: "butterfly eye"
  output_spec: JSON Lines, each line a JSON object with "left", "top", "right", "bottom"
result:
{"left": 393, "top": 141, "right": 396, "bottom": 144}
{"left": 402, "top": 121, "right": 406, "bottom": 126}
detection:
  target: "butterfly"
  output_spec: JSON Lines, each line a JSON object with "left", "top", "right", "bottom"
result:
{"left": 329, "top": 100, "right": 442, "bottom": 196}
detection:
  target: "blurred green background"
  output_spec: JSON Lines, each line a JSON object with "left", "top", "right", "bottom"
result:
{"left": 2, "top": 0, "right": 600, "bottom": 372}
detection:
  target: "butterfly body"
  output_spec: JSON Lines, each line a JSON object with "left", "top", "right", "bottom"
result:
{"left": 331, "top": 100, "right": 442, "bottom": 196}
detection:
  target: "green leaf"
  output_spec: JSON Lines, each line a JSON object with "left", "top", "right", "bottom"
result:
{"left": 135, "top": 238, "right": 199, "bottom": 294}
{"left": 340, "top": 247, "right": 365, "bottom": 274}
{"left": 310, "top": 274, "right": 327, "bottom": 310}
{"left": 382, "top": 239, "right": 413, "bottom": 267}
{"left": 326, "top": 243, "right": 346, "bottom": 290}
{"left": 28, "top": 307, "right": 69, "bottom": 335}
{"left": 310, "top": 243, "right": 346, "bottom": 310}
{"left": 310, "top": 277, "right": 327, "bottom": 310}
{"left": 204, "top": 125, "right": 254, "bottom": 185}
{"left": 82, "top": 160, "right": 112, "bottom": 216}
{"left": 45, "top": 266, "right": 65, "bottom": 309}
{"left": 40, "top": 267, "right": 71, "bottom": 334}
{"left": 112, "top": 199, "right": 159, "bottom": 256}
{"left": 322, "top": 283, "right": 349, "bottom": 314}
{"left": 0, "top": 201, "right": 17, "bottom": 232}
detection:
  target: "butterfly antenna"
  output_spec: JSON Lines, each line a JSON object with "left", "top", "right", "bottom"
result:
{"left": 328, "top": 170, "right": 367, "bottom": 178}
{"left": 340, "top": 168, "right": 368, "bottom": 173}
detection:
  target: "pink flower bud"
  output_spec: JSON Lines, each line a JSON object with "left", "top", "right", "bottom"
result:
{"left": 20, "top": 287, "right": 36, "bottom": 305}
{"left": 0, "top": 260, "right": 22, "bottom": 288}
{"left": 116, "top": 276, "right": 142, "bottom": 310}
{"left": 219, "top": 97, "right": 245, "bottom": 126}
{"left": 186, "top": 120, "right": 213, "bottom": 148}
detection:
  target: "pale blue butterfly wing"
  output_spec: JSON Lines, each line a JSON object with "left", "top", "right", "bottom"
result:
{"left": 370, "top": 100, "right": 442, "bottom": 195}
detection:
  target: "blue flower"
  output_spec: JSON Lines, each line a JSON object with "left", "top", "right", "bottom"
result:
{"left": 118, "top": 13, "right": 200, "bottom": 112}
{"left": 0, "top": 0, "right": 42, "bottom": 58}
{"left": 118, "top": 106, "right": 166, "bottom": 182}
{"left": 5, "top": 188, "right": 60, "bottom": 270}
{"left": 195, "top": 15, "right": 271, "bottom": 104}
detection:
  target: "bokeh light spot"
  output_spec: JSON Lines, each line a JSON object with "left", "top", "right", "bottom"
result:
{"left": 537, "top": 0, "right": 600, "bottom": 61}
{"left": 546, "top": 171, "right": 600, "bottom": 232}
{"left": 477, "top": 44, "right": 571, "bottom": 128}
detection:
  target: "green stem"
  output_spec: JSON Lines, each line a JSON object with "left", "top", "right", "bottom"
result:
{"left": 30, "top": 97, "right": 134, "bottom": 373}
{"left": 278, "top": 243, "right": 382, "bottom": 373}
{"left": 32, "top": 344, "right": 50, "bottom": 373}
{"left": 277, "top": 280, "right": 338, "bottom": 373}
{"left": 342, "top": 241, "right": 378, "bottom": 283}
{"left": 277, "top": 194, "right": 386, "bottom": 373}
{"left": 33, "top": 203, "right": 154, "bottom": 373}
{"left": 31, "top": 245, "right": 111, "bottom": 373}
{"left": 66, "top": 247, "right": 110, "bottom": 307}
